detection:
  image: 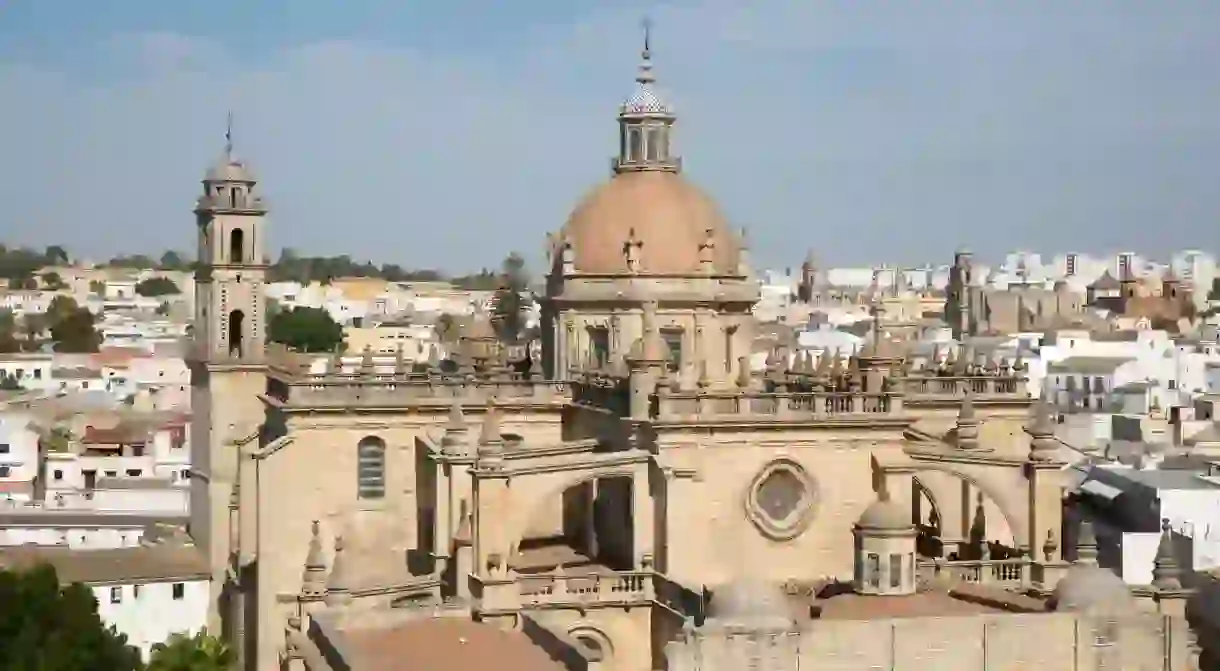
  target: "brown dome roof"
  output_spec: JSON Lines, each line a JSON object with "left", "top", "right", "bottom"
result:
{"left": 558, "top": 171, "right": 740, "bottom": 275}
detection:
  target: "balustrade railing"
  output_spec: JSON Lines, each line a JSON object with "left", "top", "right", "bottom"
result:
{"left": 283, "top": 379, "right": 572, "bottom": 407}
{"left": 900, "top": 376, "right": 1022, "bottom": 396}
{"left": 476, "top": 571, "right": 655, "bottom": 611}
{"left": 917, "top": 558, "right": 1031, "bottom": 588}
{"left": 654, "top": 391, "right": 902, "bottom": 419}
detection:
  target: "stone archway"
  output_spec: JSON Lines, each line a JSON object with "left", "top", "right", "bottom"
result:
{"left": 912, "top": 477, "right": 944, "bottom": 557}
{"left": 899, "top": 462, "right": 1027, "bottom": 555}
{"left": 502, "top": 461, "right": 649, "bottom": 572}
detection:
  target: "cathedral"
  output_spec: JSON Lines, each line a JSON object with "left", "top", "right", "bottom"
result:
{"left": 187, "top": 35, "right": 1206, "bottom": 671}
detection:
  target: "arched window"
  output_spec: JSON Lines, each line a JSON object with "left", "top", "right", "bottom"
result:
{"left": 229, "top": 228, "right": 245, "bottom": 264}
{"left": 229, "top": 186, "right": 239, "bottom": 209}
{"left": 628, "top": 128, "right": 642, "bottom": 163}
{"left": 646, "top": 129, "right": 659, "bottom": 161}
{"left": 227, "top": 310, "right": 245, "bottom": 357}
{"left": 356, "top": 436, "right": 386, "bottom": 500}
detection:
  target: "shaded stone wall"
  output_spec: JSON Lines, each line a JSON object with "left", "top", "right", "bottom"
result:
{"left": 667, "top": 612, "right": 1196, "bottom": 671}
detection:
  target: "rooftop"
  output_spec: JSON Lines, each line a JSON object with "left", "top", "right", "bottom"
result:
{"left": 813, "top": 584, "right": 1044, "bottom": 620}
{"left": 0, "top": 543, "right": 209, "bottom": 585}
{"left": 1106, "top": 467, "right": 1220, "bottom": 491}
{"left": 1047, "top": 356, "right": 1135, "bottom": 374}
{"left": 333, "top": 617, "right": 567, "bottom": 671}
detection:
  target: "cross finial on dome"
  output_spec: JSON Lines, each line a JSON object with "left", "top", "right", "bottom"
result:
{"left": 225, "top": 111, "right": 234, "bottom": 161}
{"left": 638, "top": 17, "right": 655, "bottom": 85}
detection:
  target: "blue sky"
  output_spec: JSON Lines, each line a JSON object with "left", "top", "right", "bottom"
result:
{"left": 1, "top": 0, "right": 1218, "bottom": 272}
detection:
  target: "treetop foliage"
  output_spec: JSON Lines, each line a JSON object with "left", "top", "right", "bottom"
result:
{"left": 0, "top": 564, "right": 142, "bottom": 671}
{"left": 1, "top": 243, "right": 523, "bottom": 292}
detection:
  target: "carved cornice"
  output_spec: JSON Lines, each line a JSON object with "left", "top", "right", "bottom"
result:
{"left": 904, "top": 445, "right": 1026, "bottom": 468}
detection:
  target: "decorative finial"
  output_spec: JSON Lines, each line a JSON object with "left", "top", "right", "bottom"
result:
{"left": 637, "top": 17, "right": 655, "bottom": 85}
{"left": 225, "top": 111, "right": 234, "bottom": 161}
{"left": 1151, "top": 518, "right": 1182, "bottom": 590}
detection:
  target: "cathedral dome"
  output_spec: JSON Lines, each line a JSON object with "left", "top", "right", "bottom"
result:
{"left": 206, "top": 158, "right": 255, "bottom": 183}
{"left": 1050, "top": 563, "right": 1134, "bottom": 614}
{"left": 558, "top": 171, "right": 740, "bottom": 275}
{"left": 709, "top": 578, "right": 793, "bottom": 625}
{"left": 855, "top": 498, "right": 912, "bottom": 532}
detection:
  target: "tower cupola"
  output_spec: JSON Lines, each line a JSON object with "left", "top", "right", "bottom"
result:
{"left": 613, "top": 21, "right": 680, "bottom": 174}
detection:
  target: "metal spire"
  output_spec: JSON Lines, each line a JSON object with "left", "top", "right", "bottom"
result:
{"left": 224, "top": 111, "right": 234, "bottom": 161}
{"left": 637, "top": 18, "right": 655, "bottom": 85}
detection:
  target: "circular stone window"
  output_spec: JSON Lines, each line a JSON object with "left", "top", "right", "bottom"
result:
{"left": 744, "top": 460, "right": 817, "bottom": 541}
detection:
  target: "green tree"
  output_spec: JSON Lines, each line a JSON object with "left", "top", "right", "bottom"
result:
{"left": 435, "top": 312, "right": 459, "bottom": 343}
{"left": 268, "top": 306, "right": 344, "bottom": 353}
{"left": 0, "top": 309, "right": 18, "bottom": 354}
{"left": 0, "top": 372, "right": 21, "bottom": 390}
{"left": 7, "top": 275, "right": 36, "bottom": 290}
{"left": 0, "top": 564, "right": 142, "bottom": 671}
{"left": 158, "top": 250, "right": 187, "bottom": 270}
{"left": 19, "top": 313, "right": 44, "bottom": 352}
{"left": 146, "top": 629, "right": 234, "bottom": 671}
{"left": 107, "top": 254, "right": 155, "bottom": 269}
{"left": 491, "top": 252, "right": 529, "bottom": 342}
{"left": 41, "top": 271, "right": 66, "bottom": 290}
{"left": 89, "top": 279, "right": 107, "bottom": 296}
{"left": 46, "top": 297, "right": 101, "bottom": 353}
{"left": 44, "top": 245, "right": 70, "bottom": 265}
{"left": 135, "top": 277, "right": 180, "bottom": 297}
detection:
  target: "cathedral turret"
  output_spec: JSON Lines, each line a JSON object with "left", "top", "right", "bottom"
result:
{"left": 301, "top": 521, "right": 327, "bottom": 598}
{"left": 441, "top": 397, "right": 471, "bottom": 455}
{"left": 324, "top": 535, "right": 353, "bottom": 606}
{"left": 613, "top": 20, "right": 680, "bottom": 175}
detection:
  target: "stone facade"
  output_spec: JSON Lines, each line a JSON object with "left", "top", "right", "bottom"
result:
{"left": 189, "top": 39, "right": 1207, "bottom": 671}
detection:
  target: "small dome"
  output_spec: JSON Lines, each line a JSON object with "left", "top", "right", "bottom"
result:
{"left": 557, "top": 171, "right": 739, "bottom": 275}
{"left": 206, "top": 158, "right": 255, "bottom": 183}
{"left": 709, "top": 579, "right": 792, "bottom": 625}
{"left": 1051, "top": 563, "right": 1134, "bottom": 614}
{"left": 856, "top": 498, "right": 912, "bottom": 532}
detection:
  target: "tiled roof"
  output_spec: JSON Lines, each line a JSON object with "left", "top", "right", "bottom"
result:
{"left": 338, "top": 617, "right": 567, "bottom": 671}
{"left": 0, "top": 543, "right": 209, "bottom": 585}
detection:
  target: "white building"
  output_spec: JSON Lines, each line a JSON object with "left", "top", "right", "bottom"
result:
{"left": 0, "top": 510, "right": 187, "bottom": 548}
{"left": 1074, "top": 463, "right": 1220, "bottom": 583}
{"left": 0, "top": 409, "right": 40, "bottom": 503}
{"left": 0, "top": 543, "right": 210, "bottom": 660}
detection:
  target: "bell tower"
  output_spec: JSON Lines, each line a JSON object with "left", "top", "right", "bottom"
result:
{"left": 187, "top": 117, "right": 269, "bottom": 643}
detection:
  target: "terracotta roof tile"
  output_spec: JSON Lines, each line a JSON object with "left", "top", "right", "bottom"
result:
{"left": 341, "top": 618, "right": 567, "bottom": 671}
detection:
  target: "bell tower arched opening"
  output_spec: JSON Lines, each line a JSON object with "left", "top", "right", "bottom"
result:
{"left": 228, "top": 309, "right": 245, "bottom": 357}
{"left": 229, "top": 228, "right": 245, "bottom": 264}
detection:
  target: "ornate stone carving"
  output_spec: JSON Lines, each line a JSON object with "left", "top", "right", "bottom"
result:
{"left": 744, "top": 459, "right": 818, "bottom": 541}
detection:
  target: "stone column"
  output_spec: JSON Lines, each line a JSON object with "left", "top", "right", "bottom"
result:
{"left": 632, "top": 464, "right": 655, "bottom": 568}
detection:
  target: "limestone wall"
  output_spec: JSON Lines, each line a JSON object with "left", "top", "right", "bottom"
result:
{"left": 666, "top": 612, "right": 1197, "bottom": 671}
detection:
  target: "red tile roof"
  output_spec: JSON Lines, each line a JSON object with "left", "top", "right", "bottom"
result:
{"left": 341, "top": 618, "right": 567, "bottom": 671}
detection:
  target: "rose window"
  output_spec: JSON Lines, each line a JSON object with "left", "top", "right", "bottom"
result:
{"left": 744, "top": 460, "right": 817, "bottom": 541}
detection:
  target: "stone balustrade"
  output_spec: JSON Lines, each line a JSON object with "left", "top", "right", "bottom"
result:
{"left": 281, "top": 379, "right": 572, "bottom": 408}
{"left": 655, "top": 391, "right": 903, "bottom": 420}
{"left": 475, "top": 571, "right": 656, "bottom": 612}
{"left": 899, "top": 376, "right": 1023, "bottom": 397}
{"left": 917, "top": 557, "right": 1031, "bottom": 588}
